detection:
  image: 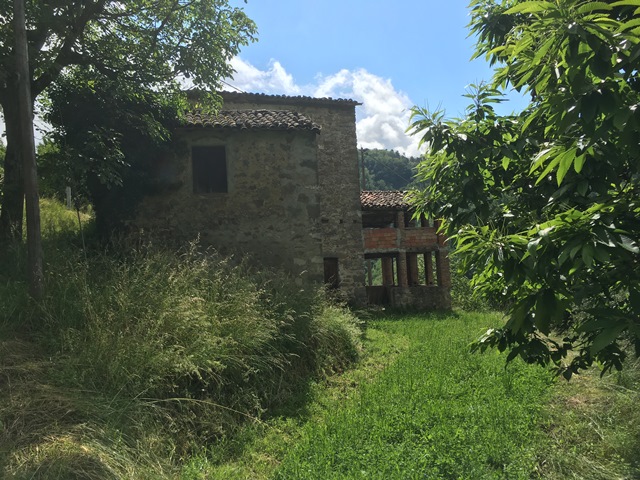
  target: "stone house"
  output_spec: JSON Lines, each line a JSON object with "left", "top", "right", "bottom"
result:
{"left": 133, "top": 91, "right": 450, "bottom": 309}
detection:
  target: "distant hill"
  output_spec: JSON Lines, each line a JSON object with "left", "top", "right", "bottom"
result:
{"left": 360, "top": 149, "right": 422, "bottom": 191}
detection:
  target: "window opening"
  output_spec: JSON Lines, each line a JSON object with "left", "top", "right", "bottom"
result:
{"left": 323, "top": 257, "right": 339, "bottom": 289}
{"left": 192, "top": 146, "right": 227, "bottom": 193}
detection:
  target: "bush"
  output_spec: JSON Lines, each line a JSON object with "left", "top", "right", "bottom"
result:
{"left": 450, "top": 255, "right": 491, "bottom": 311}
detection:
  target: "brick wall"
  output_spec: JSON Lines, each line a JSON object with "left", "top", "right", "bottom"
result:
{"left": 363, "top": 226, "right": 439, "bottom": 252}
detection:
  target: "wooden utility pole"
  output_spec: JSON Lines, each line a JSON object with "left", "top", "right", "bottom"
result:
{"left": 14, "top": 0, "right": 44, "bottom": 300}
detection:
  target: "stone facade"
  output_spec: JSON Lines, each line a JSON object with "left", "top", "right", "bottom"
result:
{"left": 132, "top": 92, "right": 450, "bottom": 309}
{"left": 133, "top": 92, "right": 366, "bottom": 303}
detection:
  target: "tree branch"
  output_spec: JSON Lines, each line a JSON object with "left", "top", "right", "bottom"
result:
{"left": 32, "top": 0, "right": 109, "bottom": 97}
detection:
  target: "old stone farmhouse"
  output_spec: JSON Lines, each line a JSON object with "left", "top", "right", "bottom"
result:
{"left": 133, "top": 91, "right": 451, "bottom": 309}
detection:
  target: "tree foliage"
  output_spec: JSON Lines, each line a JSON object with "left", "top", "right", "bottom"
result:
{"left": 40, "top": 69, "right": 188, "bottom": 236}
{"left": 362, "top": 149, "right": 421, "bottom": 190}
{"left": 0, "top": 0, "right": 256, "bottom": 240}
{"left": 409, "top": 0, "right": 640, "bottom": 377}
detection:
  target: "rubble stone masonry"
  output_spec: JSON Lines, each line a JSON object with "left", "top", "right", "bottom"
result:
{"left": 133, "top": 93, "right": 366, "bottom": 303}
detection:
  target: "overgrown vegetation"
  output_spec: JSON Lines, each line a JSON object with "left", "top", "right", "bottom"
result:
{"left": 0, "top": 200, "right": 362, "bottom": 479}
{"left": 540, "top": 356, "right": 640, "bottom": 479}
{"left": 179, "top": 313, "right": 640, "bottom": 480}
{"left": 3, "top": 201, "right": 638, "bottom": 479}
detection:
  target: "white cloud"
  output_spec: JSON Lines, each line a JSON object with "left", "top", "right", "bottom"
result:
{"left": 227, "top": 58, "right": 303, "bottom": 96}
{"left": 0, "top": 60, "right": 425, "bottom": 156}
{"left": 226, "top": 59, "right": 425, "bottom": 158}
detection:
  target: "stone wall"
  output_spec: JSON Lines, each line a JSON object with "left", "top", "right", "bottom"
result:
{"left": 134, "top": 127, "right": 325, "bottom": 284}
{"left": 220, "top": 93, "right": 366, "bottom": 303}
{"left": 388, "top": 286, "right": 451, "bottom": 310}
{"left": 133, "top": 93, "right": 366, "bottom": 301}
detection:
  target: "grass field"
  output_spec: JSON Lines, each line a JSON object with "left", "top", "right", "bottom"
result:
{"left": 3, "top": 200, "right": 639, "bottom": 479}
{"left": 195, "top": 311, "right": 549, "bottom": 479}
{"left": 198, "top": 311, "right": 640, "bottom": 480}
{"left": 273, "top": 312, "right": 551, "bottom": 480}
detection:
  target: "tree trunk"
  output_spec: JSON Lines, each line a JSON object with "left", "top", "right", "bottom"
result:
{"left": 0, "top": 94, "right": 25, "bottom": 243}
{"left": 14, "top": 0, "right": 43, "bottom": 299}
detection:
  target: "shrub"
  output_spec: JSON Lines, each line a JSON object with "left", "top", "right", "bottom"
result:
{"left": 449, "top": 255, "right": 491, "bottom": 311}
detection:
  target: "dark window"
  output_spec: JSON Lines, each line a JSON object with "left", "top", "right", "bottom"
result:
{"left": 192, "top": 146, "right": 227, "bottom": 193}
{"left": 323, "top": 257, "right": 339, "bottom": 289}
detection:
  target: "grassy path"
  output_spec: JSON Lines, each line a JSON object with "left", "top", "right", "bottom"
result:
{"left": 272, "top": 312, "right": 552, "bottom": 479}
{"left": 200, "top": 311, "right": 553, "bottom": 479}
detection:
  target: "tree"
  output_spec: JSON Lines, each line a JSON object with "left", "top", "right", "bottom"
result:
{"left": 0, "top": 0, "right": 256, "bottom": 242}
{"left": 362, "top": 149, "right": 421, "bottom": 190}
{"left": 40, "top": 68, "right": 185, "bottom": 236}
{"left": 13, "top": 0, "right": 43, "bottom": 299}
{"left": 409, "top": 0, "right": 640, "bottom": 377}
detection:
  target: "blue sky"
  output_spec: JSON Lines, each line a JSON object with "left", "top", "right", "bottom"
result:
{"left": 226, "top": 0, "right": 528, "bottom": 156}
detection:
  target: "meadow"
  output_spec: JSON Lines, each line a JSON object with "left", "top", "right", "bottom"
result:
{"left": 1, "top": 200, "right": 638, "bottom": 479}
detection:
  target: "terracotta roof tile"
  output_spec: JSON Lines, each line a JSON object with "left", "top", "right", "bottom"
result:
{"left": 219, "top": 91, "right": 362, "bottom": 106}
{"left": 184, "top": 109, "right": 321, "bottom": 133}
{"left": 361, "top": 190, "right": 410, "bottom": 210}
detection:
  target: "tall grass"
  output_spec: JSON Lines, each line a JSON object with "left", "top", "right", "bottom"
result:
{"left": 538, "top": 355, "right": 640, "bottom": 479}
{"left": 0, "top": 199, "right": 362, "bottom": 479}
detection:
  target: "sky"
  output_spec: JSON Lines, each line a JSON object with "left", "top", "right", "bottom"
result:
{"left": 225, "top": 0, "right": 528, "bottom": 157}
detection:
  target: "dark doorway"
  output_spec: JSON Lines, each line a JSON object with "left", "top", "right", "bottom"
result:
{"left": 323, "top": 257, "right": 339, "bottom": 289}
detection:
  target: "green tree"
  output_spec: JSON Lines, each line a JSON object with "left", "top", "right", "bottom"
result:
{"left": 362, "top": 149, "right": 421, "bottom": 190}
{"left": 0, "top": 0, "right": 256, "bottom": 242}
{"left": 41, "top": 69, "right": 186, "bottom": 236}
{"left": 409, "top": 0, "right": 640, "bottom": 377}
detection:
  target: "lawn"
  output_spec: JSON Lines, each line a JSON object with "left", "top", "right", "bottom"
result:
{"left": 201, "top": 310, "right": 640, "bottom": 480}
{"left": 199, "top": 311, "right": 553, "bottom": 479}
{"left": 273, "top": 312, "right": 552, "bottom": 479}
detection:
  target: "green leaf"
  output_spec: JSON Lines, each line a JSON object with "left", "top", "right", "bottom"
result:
{"left": 610, "top": 0, "right": 640, "bottom": 5}
{"left": 582, "top": 243, "right": 595, "bottom": 268}
{"left": 576, "top": 2, "right": 612, "bottom": 13}
{"left": 592, "top": 245, "right": 610, "bottom": 263}
{"left": 530, "top": 146, "right": 556, "bottom": 173}
{"left": 619, "top": 235, "right": 640, "bottom": 254}
{"left": 535, "top": 289, "right": 557, "bottom": 335}
{"left": 581, "top": 93, "right": 599, "bottom": 125}
{"left": 590, "top": 323, "right": 626, "bottom": 354}
{"left": 533, "top": 37, "right": 556, "bottom": 64}
{"left": 619, "top": 17, "right": 640, "bottom": 32}
{"left": 536, "top": 155, "right": 562, "bottom": 184}
{"left": 509, "top": 302, "right": 527, "bottom": 334}
{"left": 504, "top": 2, "right": 556, "bottom": 14}
{"left": 556, "top": 148, "right": 578, "bottom": 186}
{"left": 573, "top": 153, "right": 586, "bottom": 173}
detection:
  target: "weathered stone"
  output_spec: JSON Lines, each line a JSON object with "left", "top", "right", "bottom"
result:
{"left": 130, "top": 92, "right": 451, "bottom": 310}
